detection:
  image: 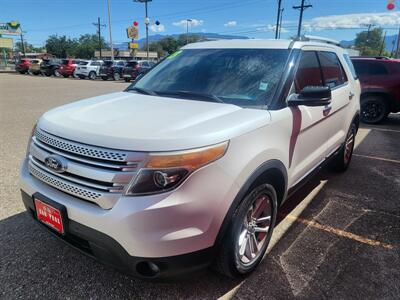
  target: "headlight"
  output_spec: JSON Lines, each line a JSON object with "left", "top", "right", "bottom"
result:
{"left": 25, "top": 124, "right": 37, "bottom": 157}
{"left": 125, "top": 141, "right": 228, "bottom": 196}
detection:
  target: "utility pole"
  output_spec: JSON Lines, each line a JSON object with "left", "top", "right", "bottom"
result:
{"left": 396, "top": 27, "right": 400, "bottom": 58}
{"left": 293, "top": 0, "right": 312, "bottom": 37}
{"left": 20, "top": 32, "right": 26, "bottom": 57}
{"left": 93, "top": 17, "right": 106, "bottom": 60}
{"left": 107, "top": 0, "right": 114, "bottom": 61}
{"left": 275, "top": 0, "right": 282, "bottom": 39}
{"left": 278, "top": 8, "right": 284, "bottom": 39}
{"left": 134, "top": 0, "right": 152, "bottom": 60}
{"left": 186, "top": 19, "right": 192, "bottom": 44}
{"left": 379, "top": 30, "right": 387, "bottom": 56}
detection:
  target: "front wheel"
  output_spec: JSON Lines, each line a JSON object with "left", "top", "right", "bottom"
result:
{"left": 215, "top": 184, "right": 277, "bottom": 278}
{"left": 88, "top": 71, "right": 96, "bottom": 80}
{"left": 113, "top": 72, "right": 121, "bottom": 81}
{"left": 101, "top": 76, "right": 108, "bottom": 81}
{"left": 54, "top": 69, "right": 61, "bottom": 77}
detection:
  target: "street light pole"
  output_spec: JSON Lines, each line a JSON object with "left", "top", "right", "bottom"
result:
{"left": 186, "top": 19, "right": 192, "bottom": 44}
{"left": 134, "top": 0, "right": 152, "bottom": 60}
{"left": 107, "top": 0, "right": 114, "bottom": 61}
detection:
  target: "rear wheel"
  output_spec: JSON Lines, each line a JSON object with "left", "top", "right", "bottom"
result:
{"left": 44, "top": 72, "right": 51, "bottom": 77}
{"left": 78, "top": 75, "right": 85, "bottom": 79}
{"left": 361, "top": 96, "right": 389, "bottom": 124}
{"left": 88, "top": 71, "right": 96, "bottom": 80}
{"left": 102, "top": 76, "right": 108, "bottom": 81}
{"left": 331, "top": 123, "right": 357, "bottom": 172}
{"left": 63, "top": 74, "right": 69, "bottom": 78}
{"left": 215, "top": 183, "right": 277, "bottom": 278}
{"left": 54, "top": 69, "right": 61, "bottom": 77}
{"left": 72, "top": 70, "right": 79, "bottom": 78}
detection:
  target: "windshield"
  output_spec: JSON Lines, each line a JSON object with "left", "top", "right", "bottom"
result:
{"left": 129, "top": 48, "right": 289, "bottom": 108}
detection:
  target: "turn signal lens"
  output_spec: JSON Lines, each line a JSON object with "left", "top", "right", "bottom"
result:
{"left": 145, "top": 142, "right": 228, "bottom": 170}
{"left": 125, "top": 141, "right": 228, "bottom": 196}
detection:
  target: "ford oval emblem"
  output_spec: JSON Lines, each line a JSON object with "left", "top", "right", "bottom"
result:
{"left": 44, "top": 155, "right": 68, "bottom": 173}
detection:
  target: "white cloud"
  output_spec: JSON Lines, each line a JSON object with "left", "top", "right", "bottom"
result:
{"left": 303, "top": 12, "right": 400, "bottom": 31}
{"left": 257, "top": 24, "right": 289, "bottom": 33}
{"left": 150, "top": 23, "right": 165, "bottom": 32}
{"left": 172, "top": 19, "right": 204, "bottom": 28}
{"left": 224, "top": 21, "right": 237, "bottom": 27}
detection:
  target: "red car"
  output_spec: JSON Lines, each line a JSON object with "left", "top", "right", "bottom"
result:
{"left": 15, "top": 59, "right": 31, "bottom": 74}
{"left": 57, "top": 59, "right": 80, "bottom": 78}
{"left": 351, "top": 57, "right": 400, "bottom": 124}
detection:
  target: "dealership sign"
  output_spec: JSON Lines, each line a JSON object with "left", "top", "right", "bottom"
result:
{"left": 0, "top": 21, "right": 22, "bottom": 35}
{"left": 126, "top": 26, "right": 139, "bottom": 40}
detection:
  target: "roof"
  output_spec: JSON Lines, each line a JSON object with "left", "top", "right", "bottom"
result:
{"left": 182, "top": 38, "right": 343, "bottom": 51}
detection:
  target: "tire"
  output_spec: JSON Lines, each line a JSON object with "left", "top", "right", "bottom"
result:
{"left": 19, "top": 71, "right": 25, "bottom": 74}
{"left": 124, "top": 78, "right": 130, "bottom": 82}
{"left": 215, "top": 183, "right": 278, "bottom": 278}
{"left": 78, "top": 75, "right": 85, "bottom": 79}
{"left": 330, "top": 123, "right": 357, "bottom": 172}
{"left": 44, "top": 72, "right": 51, "bottom": 77}
{"left": 54, "top": 69, "right": 61, "bottom": 77}
{"left": 360, "top": 96, "right": 389, "bottom": 124}
{"left": 73, "top": 70, "right": 79, "bottom": 78}
{"left": 88, "top": 71, "right": 96, "bottom": 80}
{"left": 63, "top": 74, "right": 69, "bottom": 78}
{"left": 102, "top": 76, "right": 108, "bottom": 81}
{"left": 113, "top": 72, "right": 121, "bottom": 81}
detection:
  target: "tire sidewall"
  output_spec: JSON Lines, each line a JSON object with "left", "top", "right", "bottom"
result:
{"left": 361, "top": 97, "right": 388, "bottom": 124}
{"left": 89, "top": 71, "right": 96, "bottom": 80}
{"left": 227, "top": 184, "right": 278, "bottom": 276}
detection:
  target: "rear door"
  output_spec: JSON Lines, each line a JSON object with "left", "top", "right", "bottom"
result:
{"left": 317, "top": 51, "right": 353, "bottom": 155}
{"left": 288, "top": 50, "right": 331, "bottom": 185}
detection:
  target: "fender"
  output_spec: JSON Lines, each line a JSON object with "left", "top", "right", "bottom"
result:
{"left": 213, "top": 159, "right": 287, "bottom": 249}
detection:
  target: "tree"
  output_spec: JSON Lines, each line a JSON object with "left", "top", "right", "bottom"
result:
{"left": 14, "top": 41, "right": 44, "bottom": 53}
{"left": 45, "top": 35, "right": 78, "bottom": 58}
{"left": 355, "top": 27, "right": 384, "bottom": 56}
{"left": 145, "top": 34, "right": 202, "bottom": 57}
{"left": 74, "top": 34, "right": 109, "bottom": 59}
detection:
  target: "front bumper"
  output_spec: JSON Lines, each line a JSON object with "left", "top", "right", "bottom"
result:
{"left": 21, "top": 190, "right": 214, "bottom": 279}
{"left": 20, "top": 157, "right": 238, "bottom": 258}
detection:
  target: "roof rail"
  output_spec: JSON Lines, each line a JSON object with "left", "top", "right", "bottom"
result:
{"left": 295, "top": 35, "right": 340, "bottom": 46}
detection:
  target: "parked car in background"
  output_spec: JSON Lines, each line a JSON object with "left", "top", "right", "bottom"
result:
{"left": 99, "top": 60, "right": 126, "bottom": 81}
{"left": 75, "top": 60, "right": 103, "bottom": 80}
{"left": 40, "top": 59, "right": 62, "bottom": 76}
{"left": 15, "top": 58, "right": 31, "bottom": 74}
{"left": 20, "top": 37, "right": 360, "bottom": 280}
{"left": 351, "top": 57, "right": 400, "bottom": 124}
{"left": 28, "top": 59, "right": 42, "bottom": 75}
{"left": 122, "top": 60, "right": 155, "bottom": 82}
{"left": 57, "top": 59, "right": 80, "bottom": 78}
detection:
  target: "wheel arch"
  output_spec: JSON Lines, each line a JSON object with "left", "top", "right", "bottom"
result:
{"left": 213, "top": 159, "right": 287, "bottom": 249}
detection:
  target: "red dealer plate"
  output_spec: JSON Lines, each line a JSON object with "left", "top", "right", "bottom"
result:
{"left": 34, "top": 199, "right": 64, "bottom": 234}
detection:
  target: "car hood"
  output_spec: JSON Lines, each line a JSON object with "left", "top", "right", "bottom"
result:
{"left": 38, "top": 92, "right": 271, "bottom": 151}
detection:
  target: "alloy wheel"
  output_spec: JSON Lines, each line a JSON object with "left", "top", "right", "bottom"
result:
{"left": 237, "top": 194, "right": 272, "bottom": 265}
{"left": 361, "top": 100, "right": 385, "bottom": 123}
{"left": 344, "top": 128, "right": 355, "bottom": 164}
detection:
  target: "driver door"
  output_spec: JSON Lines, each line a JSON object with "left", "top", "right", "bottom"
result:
{"left": 288, "top": 50, "right": 331, "bottom": 186}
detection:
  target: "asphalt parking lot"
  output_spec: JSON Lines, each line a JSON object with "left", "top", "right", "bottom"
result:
{"left": 1, "top": 73, "right": 399, "bottom": 299}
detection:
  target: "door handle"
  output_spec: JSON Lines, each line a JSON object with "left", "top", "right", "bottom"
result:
{"left": 349, "top": 92, "right": 355, "bottom": 100}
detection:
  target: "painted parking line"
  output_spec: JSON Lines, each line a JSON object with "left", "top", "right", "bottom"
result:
{"left": 353, "top": 154, "right": 400, "bottom": 164}
{"left": 362, "top": 127, "right": 400, "bottom": 134}
{"left": 285, "top": 214, "right": 394, "bottom": 250}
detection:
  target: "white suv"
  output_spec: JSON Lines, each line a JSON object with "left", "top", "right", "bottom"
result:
{"left": 75, "top": 60, "right": 103, "bottom": 80}
{"left": 20, "top": 37, "right": 360, "bottom": 280}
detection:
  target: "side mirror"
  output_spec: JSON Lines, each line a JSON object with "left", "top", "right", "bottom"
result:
{"left": 288, "top": 86, "right": 332, "bottom": 107}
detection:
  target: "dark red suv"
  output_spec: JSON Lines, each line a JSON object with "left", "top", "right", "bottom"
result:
{"left": 351, "top": 57, "right": 400, "bottom": 124}
{"left": 57, "top": 59, "right": 80, "bottom": 78}
{"left": 15, "top": 59, "right": 30, "bottom": 74}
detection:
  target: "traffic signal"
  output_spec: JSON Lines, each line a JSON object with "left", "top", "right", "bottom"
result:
{"left": 387, "top": 0, "right": 395, "bottom": 10}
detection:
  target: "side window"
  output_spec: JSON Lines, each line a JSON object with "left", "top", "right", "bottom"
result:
{"left": 318, "top": 51, "right": 346, "bottom": 88}
{"left": 294, "top": 51, "right": 323, "bottom": 93}
{"left": 344, "top": 54, "right": 357, "bottom": 79}
{"left": 352, "top": 61, "right": 369, "bottom": 76}
{"left": 369, "top": 62, "right": 389, "bottom": 76}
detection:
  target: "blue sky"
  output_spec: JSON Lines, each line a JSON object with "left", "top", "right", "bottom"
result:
{"left": 2, "top": 0, "right": 400, "bottom": 47}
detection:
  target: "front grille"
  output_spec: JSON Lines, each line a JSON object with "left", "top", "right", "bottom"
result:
{"left": 29, "top": 128, "right": 147, "bottom": 209}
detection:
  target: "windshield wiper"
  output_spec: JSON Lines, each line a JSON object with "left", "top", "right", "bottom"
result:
{"left": 126, "top": 86, "right": 158, "bottom": 96}
{"left": 158, "top": 90, "right": 224, "bottom": 103}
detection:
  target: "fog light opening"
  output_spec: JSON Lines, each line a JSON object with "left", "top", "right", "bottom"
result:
{"left": 136, "top": 261, "right": 160, "bottom": 277}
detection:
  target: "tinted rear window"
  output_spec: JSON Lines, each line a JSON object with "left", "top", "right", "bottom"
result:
{"left": 352, "top": 60, "right": 389, "bottom": 76}
{"left": 126, "top": 61, "right": 138, "bottom": 67}
{"left": 79, "top": 61, "right": 88, "bottom": 65}
{"left": 370, "top": 62, "right": 389, "bottom": 75}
